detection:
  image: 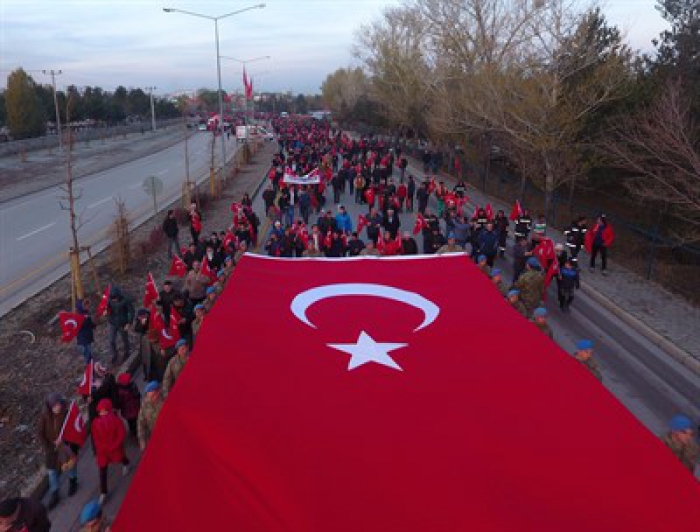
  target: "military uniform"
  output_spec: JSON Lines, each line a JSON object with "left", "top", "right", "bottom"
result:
{"left": 360, "top": 248, "right": 381, "bottom": 256}
{"left": 163, "top": 354, "right": 188, "bottom": 396}
{"left": 662, "top": 433, "right": 700, "bottom": 472}
{"left": 514, "top": 270, "right": 544, "bottom": 316}
{"left": 477, "top": 263, "right": 491, "bottom": 276}
{"left": 436, "top": 244, "right": 461, "bottom": 255}
{"left": 510, "top": 299, "right": 528, "bottom": 317}
{"left": 494, "top": 279, "right": 509, "bottom": 298}
{"left": 137, "top": 395, "right": 165, "bottom": 448}
{"left": 580, "top": 357, "right": 603, "bottom": 382}
{"left": 531, "top": 319, "right": 554, "bottom": 340}
{"left": 302, "top": 249, "right": 323, "bottom": 258}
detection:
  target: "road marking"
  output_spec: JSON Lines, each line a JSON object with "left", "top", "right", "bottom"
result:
{"left": 157, "top": 170, "right": 168, "bottom": 176}
{"left": 129, "top": 183, "right": 141, "bottom": 190}
{"left": 16, "top": 222, "right": 56, "bottom": 241}
{"left": 88, "top": 196, "right": 113, "bottom": 209}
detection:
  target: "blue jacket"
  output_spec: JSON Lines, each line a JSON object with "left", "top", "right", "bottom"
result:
{"left": 335, "top": 213, "right": 353, "bottom": 233}
{"left": 76, "top": 299, "right": 96, "bottom": 346}
{"left": 477, "top": 229, "right": 499, "bottom": 255}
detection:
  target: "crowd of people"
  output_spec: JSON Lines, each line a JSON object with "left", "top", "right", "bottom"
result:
{"left": 2, "top": 116, "right": 695, "bottom": 532}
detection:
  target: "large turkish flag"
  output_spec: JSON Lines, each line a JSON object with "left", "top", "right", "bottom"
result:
{"left": 114, "top": 254, "right": 700, "bottom": 531}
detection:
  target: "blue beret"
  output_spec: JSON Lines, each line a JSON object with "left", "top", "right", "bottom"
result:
{"left": 670, "top": 414, "right": 693, "bottom": 432}
{"left": 507, "top": 289, "right": 520, "bottom": 297}
{"left": 477, "top": 254, "right": 487, "bottom": 262}
{"left": 491, "top": 268, "right": 502, "bottom": 276}
{"left": 206, "top": 286, "right": 216, "bottom": 294}
{"left": 527, "top": 257, "right": 541, "bottom": 269}
{"left": 80, "top": 499, "right": 101, "bottom": 525}
{"left": 217, "top": 269, "right": 225, "bottom": 277}
{"left": 145, "top": 381, "right": 160, "bottom": 393}
{"left": 533, "top": 307, "right": 547, "bottom": 317}
{"left": 194, "top": 303, "right": 205, "bottom": 311}
{"left": 576, "top": 339, "right": 593, "bottom": 351}
{"left": 175, "top": 339, "right": 188, "bottom": 349}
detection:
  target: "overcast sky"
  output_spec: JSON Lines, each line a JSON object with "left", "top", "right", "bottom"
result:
{"left": 0, "top": 0, "right": 668, "bottom": 95}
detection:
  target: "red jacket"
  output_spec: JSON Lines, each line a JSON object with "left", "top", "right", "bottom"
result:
{"left": 585, "top": 222, "right": 615, "bottom": 252}
{"left": 92, "top": 411, "right": 127, "bottom": 468}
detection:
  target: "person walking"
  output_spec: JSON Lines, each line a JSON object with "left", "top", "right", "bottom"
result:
{"left": 78, "top": 499, "right": 112, "bottom": 531}
{"left": 662, "top": 415, "right": 699, "bottom": 474}
{"left": 494, "top": 210, "right": 509, "bottom": 258}
{"left": 573, "top": 339, "right": 603, "bottom": 382}
{"left": 0, "top": 497, "right": 50, "bottom": 532}
{"left": 514, "top": 257, "right": 545, "bottom": 317}
{"left": 37, "top": 393, "right": 79, "bottom": 509}
{"left": 585, "top": 214, "right": 615, "bottom": 274}
{"left": 137, "top": 381, "right": 165, "bottom": 451}
{"left": 531, "top": 307, "right": 554, "bottom": 340}
{"left": 162, "top": 210, "right": 180, "bottom": 258}
{"left": 507, "top": 289, "right": 528, "bottom": 317}
{"left": 188, "top": 203, "right": 202, "bottom": 245}
{"left": 76, "top": 297, "right": 96, "bottom": 365}
{"left": 92, "top": 398, "right": 130, "bottom": 505}
{"left": 106, "top": 286, "right": 134, "bottom": 365}
{"left": 163, "top": 340, "right": 190, "bottom": 397}
{"left": 564, "top": 215, "right": 587, "bottom": 265}
{"left": 477, "top": 222, "right": 500, "bottom": 267}
{"left": 557, "top": 259, "right": 580, "bottom": 312}
{"left": 116, "top": 373, "right": 141, "bottom": 439}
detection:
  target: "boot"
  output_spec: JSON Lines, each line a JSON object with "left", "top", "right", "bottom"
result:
{"left": 68, "top": 478, "right": 78, "bottom": 496}
{"left": 47, "top": 491, "right": 60, "bottom": 510}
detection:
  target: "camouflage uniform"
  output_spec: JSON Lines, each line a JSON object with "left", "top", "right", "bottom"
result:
{"left": 494, "top": 279, "right": 509, "bottom": 298}
{"left": 662, "top": 433, "right": 700, "bottom": 473}
{"left": 511, "top": 300, "right": 527, "bottom": 317}
{"left": 302, "top": 249, "right": 323, "bottom": 258}
{"left": 192, "top": 316, "right": 205, "bottom": 339}
{"left": 163, "top": 354, "right": 188, "bottom": 396}
{"left": 137, "top": 395, "right": 165, "bottom": 448}
{"left": 580, "top": 357, "right": 603, "bottom": 382}
{"left": 477, "top": 263, "right": 491, "bottom": 276}
{"left": 531, "top": 320, "right": 554, "bottom": 340}
{"left": 514, "top": 270, "right": 544, "bottom": 316}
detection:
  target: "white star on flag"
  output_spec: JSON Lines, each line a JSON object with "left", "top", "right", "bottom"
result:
{"left": 328, "top": 331, "right": 408, "bottom": 371}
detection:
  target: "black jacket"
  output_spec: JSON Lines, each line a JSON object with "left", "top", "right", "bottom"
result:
{"left": 162, "top": 216, "right": 179, "bottom": 238}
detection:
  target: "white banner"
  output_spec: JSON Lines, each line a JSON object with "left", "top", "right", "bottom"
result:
{"left": 283, "top": 169, "right": 320, "bottom": 185}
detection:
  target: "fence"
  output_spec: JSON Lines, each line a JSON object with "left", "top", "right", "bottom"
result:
{"left": 374, "top": 132, "right": 700, "bottom": 304}
{"left": 0, "top": 118, "right": 182, "bottom": 158}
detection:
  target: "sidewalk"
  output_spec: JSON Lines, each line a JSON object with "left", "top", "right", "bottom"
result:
{"left": 38, "top": 142, "right": 277, "bottom": 529}
{"left": 402, "top": 154, "right": 700, "bottom": 362}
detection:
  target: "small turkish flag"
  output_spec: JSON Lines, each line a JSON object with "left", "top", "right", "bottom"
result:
{"left": 376, "top": 232, "right": 385, "bottom": 253}
{"left": 76, "top": 361, "right": 93, "bottom": 397}
{"left": 485, "top": 203, "right": 494, "bottom": 221}
{"left": 168, "top": 256, "right": 188, "bottom": 278}
{"left": 413, "top": 213, "right": 427, "bottom": 235}
{"left": 143, "top": 272, "right": 159, "bottom": 308}
{"left": 222, "top": 231, "right": 237, "bottom": 251}
{"left": 191, "top": 213, "right": 202, "bottom": 234}
{"left": 59, "top": 311, "right": 85, "bottom": 343}
{"left": 60, "top": 400, "right": 88, "bottom": 447}
{"left": 230, "top": 202, "right": 242, "bottom": 215}
{"left": 544, "top": 258, "right": 560, "bottom": 299}
{"left": 534, "top": 237, "right": 556, "bottom": 270}
{"left": 96, "top": 284, "right": 110, "bottom": 318}
{"left": 357, "top": 214, "right": 368, "bottom": 235}
{"left": 364, "top": 188, "right": 375, "bottom": 206}
{"left": 160, "top": 311, "right": 181, "bottom": 350}
{"left": 509, "top": 199, "right": 523, "bottom": 221}
{"left": 454, "top": 156, "right": 461, "bottom": 173}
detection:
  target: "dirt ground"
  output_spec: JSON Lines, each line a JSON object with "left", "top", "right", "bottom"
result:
{"left": 0, "top": 125, "right": 189, "bottom": 203}
{"left": 0, "top": 142, "right": 275, "bottom": 500}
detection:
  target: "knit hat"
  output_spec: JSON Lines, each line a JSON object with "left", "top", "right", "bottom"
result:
{"left": 527, "top": 257, "right": 541, "bottom": 269}
{"left": 80, "top": 499, "right": 102, "bottom": 525}
{"left": 533, "top": 307, "right": 547, "bottom": 318}
{"left": 670, "top": 414, "right": 693, "bottom": 432}
{"left": 116, "top": 373, "right": 131, "bottom": 385}
{"left": 175, "top": 339, "right": 188, "bottom": 350}
{"left": 145, "top": 381, "right": 160, "bottom": 394}
{"left": 194, "top": 303, "right": 205, "bottom": 311}
{"left": 491, "top": 268, "right": 502, "bottom": 277}
{"left": 576, "top": 339, "right": 593, "bottom": 351}
{"left": 97, "top": 398, "right": 113, "bottom": 413}
{"left": 477, "top": 254, "right": 486, "bottom": 263}
{"left": 507, "top": 289, "right": 520, "bottom": 298}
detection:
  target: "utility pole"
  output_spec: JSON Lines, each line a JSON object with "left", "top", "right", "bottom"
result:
{"left": 42, "top": 69, "right": 63, "bottom": 152}
{"left": 146, "top": 86, "right": 157, "bottom": 131}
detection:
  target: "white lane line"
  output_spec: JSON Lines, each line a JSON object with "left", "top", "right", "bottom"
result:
{"left": 88, "top": 196, "right": 113, "bottom": 209}
{"left": 129, "top": 183, "right": 141, "bottom": 190}
{"left": 157, "top": 170, "right": 168, "bottom": 176}
{"left": 16, "top": 222, "right": 56, "bottom": 241}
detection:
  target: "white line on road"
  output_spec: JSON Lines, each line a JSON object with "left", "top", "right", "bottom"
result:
{"left": 16, "top": 222, "right": 56, "bottom": 241}
{"left": 129, "top": 183, "right": 141, "bottom": 190}
{"left": 157, "top": 170, "right": 168, "bottom": 176}
{"left": 88, "top": 196, "right": 113, "bottom": 209}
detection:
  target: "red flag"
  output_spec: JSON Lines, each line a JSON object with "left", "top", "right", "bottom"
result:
{"left": 159, "top": 311, "right": 181, "bottom": 350}
{"left": 534, "top": 237, "right": 556, "bottom": 270}
{"left": 60, "top": 400, "right": 88, "bottom": 447}
{"left": 544, "top": 258, "right": 560, "bottom": 300}
{"left": 96, "top": 284, "right": 110, "bottom": 318}
{"left": 59, "top": 311, "right": 85, "bottom": 343}
{"left": 509, "top": 199, "right": 523, "bottom": 221}
{"left": 143, "top": 272, "right": 159, "bottom": 309}
{"left": 376, "top": 232, "right": 385, "bottom": 253}
{"left": 76, "top": 361, "right": 93, "bottom": 397}
{"left": 222, "top": 231, "right": 237, "bottom": 251}
{"left": 168, "top": 256, "right": 187, "bottom": 278}
{"left": 116, "top": 255, "right": 700, "bottom": 532}
{"left": 485, "top": 203, "right": 494, "bottom": 221}
{"left": 230, "top": 202, "right": 242, "bottom": 215}
{"left": 243, "top": 67, "right": 253, "bottom": 100}
{"left": 324, "top": 231, "right": 332, "bottom": 250}
{"left": 357, "top": 214, "right": 368, "bottom": 234}
{"left": 413, "top": 213, "right": 428, "bottom": 235}
{"left": 191, "top": 213, "right": 202, "bottom": 234}
{"left": 454, "top": 156, "right": 461, "bottom": 174}
{"left": 200, "top": 258, "right": 217, "bottom": 284}
{"left": 364, "top": 188, "right": 375, "bottom": 206}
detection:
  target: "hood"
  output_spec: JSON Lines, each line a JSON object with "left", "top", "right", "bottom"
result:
{"left": 110, "top": 286, "right": 123, "bottom": 300}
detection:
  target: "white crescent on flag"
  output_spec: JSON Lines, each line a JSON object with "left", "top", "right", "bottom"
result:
{"left": 65, "top": 319, "right": 78, "bottom": 329}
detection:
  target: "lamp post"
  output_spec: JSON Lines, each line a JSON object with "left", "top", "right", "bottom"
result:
{"left": 42, "top": 69, "right": 63, "bottom": 151}
{"left": 145, "top": 86, "right": 157, "bottom": 131}
{"left": 163, "top": 4, "right": 266, "bottom": 190}
{"left": 220, "top": 56, "right": 270, "bottom": 142}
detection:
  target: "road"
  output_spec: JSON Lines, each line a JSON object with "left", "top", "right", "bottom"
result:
{"left": 0, "top": 132, "right": 240, "bottom": 316}
{"left": 251, "top": 165, "right": 700, "bottom": 440}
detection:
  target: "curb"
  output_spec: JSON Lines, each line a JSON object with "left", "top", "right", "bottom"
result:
{"left": 580, "top": 284, "right": 700, "bottom": 376}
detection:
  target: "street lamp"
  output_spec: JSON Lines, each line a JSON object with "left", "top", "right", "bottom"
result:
{"left": 220, "top": 55, "right": 271, "bottom": 141}
{"left": 145, "top": 86, "right": 157, "bottom": 132}
{"left": 42, "top": 70, "right": 63, "bottom": 151}
{"left": 162, "top": 4, "right": 266, "bottom": 189}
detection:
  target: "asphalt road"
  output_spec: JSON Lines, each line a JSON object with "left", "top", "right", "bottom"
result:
{"left": 251, "top": 167, "right": 700, "bottom": 443}
{"left": 0, "top": 132, "right": 240, "bottom": 316}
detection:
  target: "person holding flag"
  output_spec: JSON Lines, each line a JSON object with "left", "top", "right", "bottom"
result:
{"left": 37, "top": 393, "right": 80, "bottom": 509}
{"left": 74, "top": 298, "right": 97, "bottom": 365}
{"left": 106, "top": 286, "right": 135, "bottom": 365}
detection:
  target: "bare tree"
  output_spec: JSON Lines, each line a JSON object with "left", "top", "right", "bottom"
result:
{"left": 604, "top": 79, "right": 700, "bottom": 243}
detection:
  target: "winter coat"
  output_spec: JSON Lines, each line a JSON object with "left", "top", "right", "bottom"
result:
{"left": 76, "top": 300, "right": 96, "bottom": 346}
{"left": 107, "top": 287, "right": 135, "bottom": 328}
{"left": 514, "top": 270, "right": 545, "bottom": 316}
{"left": 477, "top": 229, "right": 499, "bottom": 255}
{"left": 92, "top": 410, "right": 127, "bottom": 468}
{"left": 584, "top": 222, "right": 615, "bottom": 252}
{"left": 88, "top": 375, "right": 120, "bottom": 424}
{"left": 184, "top": 270, "right": 210, "bottom": 301}
{"left": 117, "top": 383, "right": 141, "bottom": 421}
{"left": 451, "top": 220, "right": 470, "bottom": 246}
{"left": 162, "top": 216, "right": 179, "bottom": 238}
{"left": 335, "top": 213, "right": 353, "bottom": 233}
{"left": 37, "top": 403, "right": 67, "bottom": 470}
{"left": 163, "top": 354, "right": 188, "bottom": 397}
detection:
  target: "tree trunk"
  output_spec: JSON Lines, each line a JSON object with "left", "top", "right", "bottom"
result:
{"left": 544, "top": 155, "right": 555, "bottom": 224}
